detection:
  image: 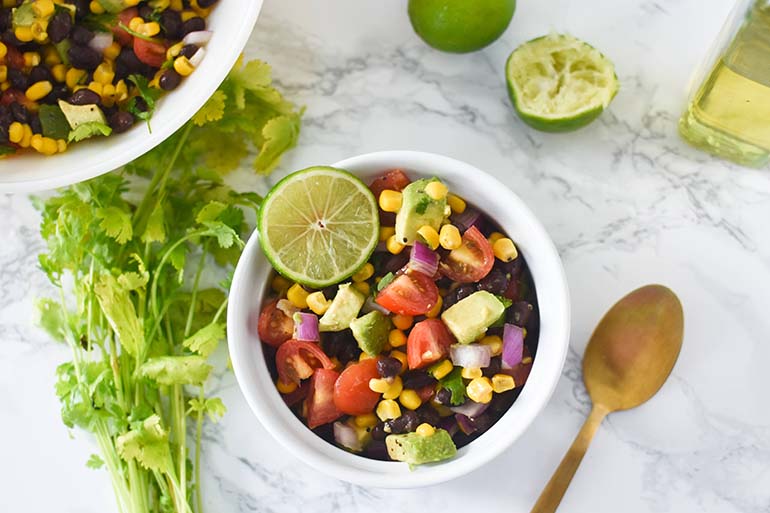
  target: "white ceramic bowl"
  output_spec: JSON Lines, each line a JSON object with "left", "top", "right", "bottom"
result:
{"left": 228, "top": 151, "right": 570, "bottom": 488}
{"left": 0, "top": 0, "right": 262, "bottom": 194}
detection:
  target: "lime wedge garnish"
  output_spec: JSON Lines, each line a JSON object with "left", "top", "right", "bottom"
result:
{"left": 506, "top": 34, "right": 619, "bottom": 132}
{"left": 258, "top": 167, "right": 380, "bottom": 289}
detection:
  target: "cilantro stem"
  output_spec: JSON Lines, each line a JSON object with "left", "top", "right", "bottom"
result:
{"left": 118, "top": 22, "right": 162, "bottom": 43}
{"left": 184, "top": 246, "right": 208, "bottom": 339}
{"left": 194, "top": 387, "right": 205, "bottom": 513}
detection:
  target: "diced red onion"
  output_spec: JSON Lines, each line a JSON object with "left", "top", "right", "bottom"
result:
{"left": 449, "top": 344, "right": 491, "bottom": 368}
{"left": 455, "top": 414, "right": 477, "bottom": 435}
{"left": 276, "top": 299, "right": 299, "bottom": 318}
{"left": 293, "top": 312, "right": 319, "bottom": 342}
{"left": 363, "top": 295, "right": 390, "bottom": 315}
{"left": 502, "top": 323, "right": 524, "bottom": 369}
{"left": 449, "top": 400, "right": 489, "bottom": 418}
{"left": 408, "top": 241, "right": 439, "bottom": 277}
{"left": 438, "top": 416, "right": 458, "bottom": 437}
{"left": 183, "top": 30, "right": 213, "bottom": 46}
{"left": 189, "top": 47, "right": 206, "bottom": 68}
{"left": 89, "top": 32, "right": 113, "bottom": 53}
{"left": 452, "top": 207, "right": 480, "bottom": 232}
{"left": 333, "top": 421, "right": 362, "bottom": 451}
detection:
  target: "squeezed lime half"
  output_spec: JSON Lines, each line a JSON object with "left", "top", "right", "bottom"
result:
{"left": 506, "top": 34, "right": 619, "bottom": 132}
{"left": 258, "top": 166, "right": 380, "bottom": 289}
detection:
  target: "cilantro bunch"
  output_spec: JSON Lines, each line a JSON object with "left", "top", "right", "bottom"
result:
{"left": 35, "top": 59, "right": 301, "bottom": 513}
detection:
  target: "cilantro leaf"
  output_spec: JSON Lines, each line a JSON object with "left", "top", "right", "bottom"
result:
{"left": 36, "top": 298, "right": 68, "bottom": 341}
{"left": 439, "top": 368, "right": 467, "bottom": 406}
{"left": 93, "top": 273, "right": 145, "bottom": 357}
{"left": 117, "top": 415, "right": 173, "bottom": 473}
{"left": 139, "top": 356, "right": 212, "bottom": 385}
{"left": 96, "top": 206, "right": 132, "bottom": 244}
{"left": 188, "top": 397, "right": 226, "bottom": 422}
{"left": 128, "top": 74, "right": 162, "bottom": 121}
{"left": 38, "top": 104, "right": 71, "bottom": 140}
{"left": 192, "top": 90, "right": 226, "bottom": 126}
{"left": 141, "top": 202, "right": 166, "bottom": 244}
{"left": 254, "top": 114, "right": 301, "bottom": 174}
{"left": 182, "top": 323, "right": 224, "bottom": 358}
{"left": 68, "top": 122, "right": 112, "bottom": 142}
{"left": 86, "top": 454, "right": 105, "bottom": 469}
{"left": 0, "top": 145, "right": 16, "bottom": 157}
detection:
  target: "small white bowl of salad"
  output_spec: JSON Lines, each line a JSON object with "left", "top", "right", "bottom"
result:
{"left": 228, "top": 150, "right": 570, "bottom": 488}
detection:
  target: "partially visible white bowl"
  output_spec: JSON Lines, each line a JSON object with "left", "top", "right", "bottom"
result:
{"left": 228, "top": 151, "right": 570, "bottom": 488}
{"left": 0, "top": 0, "right": 262, "bottom": 194}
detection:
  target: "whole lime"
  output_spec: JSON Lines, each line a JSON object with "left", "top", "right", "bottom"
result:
{"left": 408, "top": 0, "right": 516, "bottom": 53}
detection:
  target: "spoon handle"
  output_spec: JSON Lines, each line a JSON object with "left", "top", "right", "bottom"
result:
{"left": 529, "top": 404, "right": 609, "bottom": 513}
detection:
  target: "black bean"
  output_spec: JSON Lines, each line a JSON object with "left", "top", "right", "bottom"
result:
{"left": 48, "top": 10, "right": 72, "bottom": 43}
{"left": 160, "top": 9, "right": 182, "bottom": 39}
{"left": 321, "top": 284, "right": 338, "bottom": 299}
{"left": 68, "top": 45, "right": 101, "bottom": 70}
{"left": 417, "top": 405, "right": 440, "bottom": 426}
{"left": 376, "top": 356, "right": 402, "bottom": 378}
{"left": 70, "top": 25, "right": 94, "bottom": 46}
{"left": 109, "top": 111, "right": 135, "bottom": 134}
{"left": 44, "top": 83, "right": 70, "bottom": 104}
{"left": 8, "top": 68, "right": 28, "bottom": 90}
{"left": 0, "top": 9, "right": 11, "bottom": 32}
{"left": 507, "top": 301, "right": 533, "bottom": 327}
{"left": 180, "top": 16, "right": 206, "bottom": 36}
{"left": 138, "top": 5, "right": 154, "bottom": 19}
{"left": 29, "top": 114, "right": 42, "bottom": 134}
{"left": 478, "top": 269, "right": 509, "bottom": 295}
{"left": 386, "top": 410, "right": 419, "bottom": 434}
{"left": 132, "top": 96, "right": 149, "bottom": 113}
{"left": 2, "top": 29, "right": 24, "bottom": 47}
{"left": 443, "top": 283, "right": 476, "bottom": 310}
{"left": 382, "top": 252, "right": 409, "bottom": 274}
{"left": 370, "top": 423, "right": 387, "bottom": 441}
{"left": 434, "top": 387, "right": 452, "bottom": 405}
{"left": 364, "top": 441, "right": 389, "bottom": 461}
{"left": 401, "top": 370, "right": 437, "bottom": 390}
{"left": 0, "top": 106, "right": 12, "bottom": 127}
{"left": 197, "top": 0, "right": 218, "bottom": 7}
{"left": 482, "top": 356, "right": 502, "bottom": 378}
{"left": 73, "top": 0, "right": 89, "bottom": 19}
{"left": 159, "top": 69, "right": 181, "bottom": 91}
{"left": 68, "top": 88, "right": 101, "bottom": 105}
{"left": 29, "top": 65, "right": 51, "bottom": 84}
{"left": 179, "top": 44, "right": 198, "bottom": 60}
{"left": 10, "top": 102, "right": 28, "bottom": 124}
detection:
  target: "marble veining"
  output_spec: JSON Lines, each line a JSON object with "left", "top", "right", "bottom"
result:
{"left": 1, "top": 1, "right": 769, "bottom": 512}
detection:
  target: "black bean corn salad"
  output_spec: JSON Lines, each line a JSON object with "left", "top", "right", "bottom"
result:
{"left": 0, "top": 0, "right": 217, "bottom": 157}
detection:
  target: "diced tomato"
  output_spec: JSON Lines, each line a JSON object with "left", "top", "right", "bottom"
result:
{"left": 257, "top": 300, "right": 294, "bottom": 347}
{"left": 306, "top": 368, "right": 342, "bottom": 428}
{"left": 333, "top": 358, "right": 381, "bottom": 415}
{"left": 113, "top": 8, "right": 138, "bottom": 46}
{"left": 406, "top": 319, "right": 454, "bottom": 369}
{"left": 439, "top": 226, "right": 495, "bottom": 283}
{"left": 369, "top": 169, "right": 411, "bottom": 199}
{"left": 375, "top": 271, "right": 439, "bottom": 316}
{"left": 0, "top": 89, "right": 38, "bottom": 111}
{"left": 3, "top": 45, "right": 24, "bottom": 69}
{"left": 282, "top": 380, "right": 309, "bottom": 407}
{"left": 133, "top": 38, "right": 167, "bottom": 68}
{"left": 276, "top": 340, "right": 335, "bottom": 385}
{"left": 416, "top": 384, "right": 436, "bottom": 403}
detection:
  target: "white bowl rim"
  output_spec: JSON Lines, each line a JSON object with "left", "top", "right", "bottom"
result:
{"left": 0, "top": 0, "right": 263, "bottom": 194}
{"left": 228, "top": 150, "right": 570, "bottom": 488}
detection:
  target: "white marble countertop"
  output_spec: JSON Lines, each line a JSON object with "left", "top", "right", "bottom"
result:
{"left": 2, "top": 0, "right": 769, "bottom": 512}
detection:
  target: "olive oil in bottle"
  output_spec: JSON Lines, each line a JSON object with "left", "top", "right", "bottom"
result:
{"left": 679, "top": 1, "right": 770, "bottom": 167}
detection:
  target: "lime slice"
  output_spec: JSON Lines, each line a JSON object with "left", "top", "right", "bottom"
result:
{"left": 506, "top": 34, "right": 619, "bottom": 132}
{"left": 258, "top": 167, "right": 380, "bottom": 289}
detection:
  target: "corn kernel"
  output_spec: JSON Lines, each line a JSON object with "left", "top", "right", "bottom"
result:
{"left": 19, "top": 124, "right": 32, "bottom": 148}
{"left": 14, "top": 26, "right": 34, "bottom": 43}
{"left": 93, "top": 62, "right": 115, "bottom": 85}
{"left": 493, "top": 237, "right": 518, "bottom": 262}
{"left": 89, "top": 0, "right": 104, "bottom": 13}
{"left": 0, "top": 82, "right": 9, "bottom": 92}
{"left": 391, "top": 314, "right": 413, "bottom": 331}
{"left": 424, "top": 181, "right": 448, "bottom": 201}
{"left": 38, "top": 136, "right": 58, "bottom": 156}
{"left": 287, "top": 283, "right": 309, "bottom": 309}
{"left": 180, "top": 9, "right": 197, "bottom": 21}
{"left": 352, "top": 281, "right": 370, "bottom": 296}
{"left": 114, "top": 79, "right": 128, "bottom": 101}
{"left": 354, "top": 413, "right": 378, "bottom": 428}
{"left": 124, "top": 0, "right": 140, "bottom": 5}
{"left": 50, "top": 63, "right": 66, "bottom": 83}
{"left": 276, "top": 379, "right": 297, "bottom": 394}
{"left": 31, "top": 20, "right": 48, "bottom": 42}
{"left": 33, "top": 0, "right": 55, "bottom": 18}
{"left": 369, "top": 378, "right": 391, "bottom": 394}
{"left": 488, "top": 231, "right": 505, "bottom": 245}
{"left": 139, "top": 21, "right": 161, "bottom": 37}
{"left": 352, "top": 263, "right": 374, "bottom": 282}
{"left": 0, "top": 42, "right": 6, "bottom": 60}
{"left": 358, "top": 352, "right": 374, "bottom": 361}
{"left": 105, "top": 41, "right": 121, "bottom": 60}
{"left": 416, "top": 225, "right": 439, "bottom": 250}
{"left": 425, "top": 296, "right": 442, "bottom": 318}
{"left": 23, "top": 51, "right": 41, "bottom": 67}
{"left": 439, "top": 224, "right": 462, "bottom": 250}
{"left": 66, "top": 68, "right": 86, "bottom": 89}
{"left": 382, "top": 376, "right": 403, "bottom": 400}
{"left": 389, "top": 350, "right": 407, "bottom": 371}
{"left": 379, "top": 226, "right": 395, "bottom": 242}
{"left": 480, "top": 335, "right": 503, "bottom": 356}
{"left": 166, "top": 42, "right": 184, "bottom": 60}
{"left": 128, "top": 17, "right": 144, "bottom": 31}
{"left": 8, "top": 122, "right": 23, "bottom": 143}
{"left": 492, "top": 374, "right": 516, "bottom": 393}
{"left": 101, "top": 83, "right": 116, "bottom": 106}
{"left": 87, "top": 81, "right": 103, "bottom": 96}
{"left": 430, "top": 359, "right": 453, "bottom": 380}
{"left": 376, "top": 399, "right": 401, "bottom": 421}
{"left": 270, "top": 275, "right": 291, "bottom": 294}
{"left": 386, "top": 235, "right": 404, "bottom": 255}
{"left": 30, "top": 133, "right": 43, "bottom": 152}
{"left": 447, "top": 193, "right": 466, "bottom": 214}
{"left": 306, "top": 291, "right": 330, "bottom": 315}
{"left": 0, "top": 65, "right": 6, "bottom": 83}
{"left": 388, "top": 329, "right": 406, "bottom": 348}
{"left": 378, "top": 190, "right": 402, "bottom": 213}
{"left": 56, "top": 139, "right": 67, "bottom": 153}
{"left": 174, "top": 56, "right": 195, "bottom": 76}
{"left": 25, "top": 80, "right": 52, "bottom": 101}
{"left": 461, "top": 367, "right": 483, "bottom": 379}
{"left": 522, "top": 356, "right": 533, "bottom": 365}
{"left": 466, "top": 377, "right": 494, "bottom": 404}
{"left": 416, "top": 423, "right": 435, "bottom": 437}
{"left": 399, "top": 389, "right": 422, "bottom": 410}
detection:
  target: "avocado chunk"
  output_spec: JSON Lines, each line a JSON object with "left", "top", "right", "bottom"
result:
{"left": 441, "top": 291, "right": 505, "bottom": 344}
{"left": 58, "top": 100, "right": 107, "bottom": 130}
{"left": 319, "top": 283, "right": 366, "bottom": 332}
{"left": 394, "top": 178, "right": 447, "bottom": 245}
{"left": 350, "top": 310, "right": 391, "bottom": 356}
{"left": 386, "top": 429, "right": 457, "bottom": 466}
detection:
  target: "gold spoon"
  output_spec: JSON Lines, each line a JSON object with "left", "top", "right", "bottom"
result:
{"left": 530, "top": 284, "right": 684, "bottom": 513}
